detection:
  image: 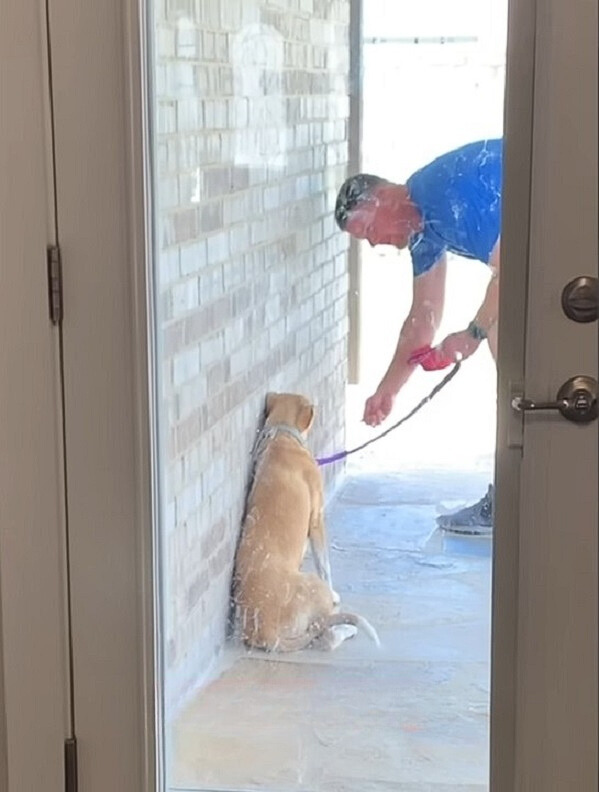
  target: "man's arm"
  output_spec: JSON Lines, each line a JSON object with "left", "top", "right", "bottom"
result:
{"left": 436, "top": 241, "right": 500, "bottom": 362}
{"left": 382, "top": 254, "right": 447, "bottom": 390}
{"left": 472, "top": 241, "right": 500, "bottom": 332}
{"left": 363, "top": 255, "right": 447, "bottom": 426}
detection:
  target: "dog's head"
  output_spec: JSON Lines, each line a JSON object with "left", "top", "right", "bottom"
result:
{"left": 265, "top": 392, "right": 315, "bottom": 435}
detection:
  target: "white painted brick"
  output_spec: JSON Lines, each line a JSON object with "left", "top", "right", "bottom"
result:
{"left": 250, "top": 219, "right": 268, "bottom": 246}
{"left": 199, "top": 266, "right": 224, "bottom": 302}
{"left": 228, "top": 226, "right": 250, "bottom": 256}
{"left": 180, "top": 240, "right": 207, "bottom": 275}
{"left": 159, "top": 249, "right": 181, "bottom": 287}
{"left": 164, "top": 499, "right": 176, "bottom": 534}
{"left": 264, "top": 295, "right": 281, "bottom": 325}
{"left": 269, "top": 317, "right": 286, "bottom": 347}
{"left": 229, "top": 347, "right": 251, "bottom": 378}
{"left": 173, "top": 348, "right": 200, "bottom": 387}
{"left": 176, "top": 23, "right": 197, "bottom": 59}
{"left": 224, "top": 316, "right": 245, "bottom": 353}
{"left": 206, "top": 232, "right": 229, "bottom": 265}
{"left": 199, "top": 332, "right": 225, "bottom": 366}
{"left": 178, "top": 376, "right": 208, "bottom": 418}
{"left": 171, "top": 277, "right": 199, "bottom": 316}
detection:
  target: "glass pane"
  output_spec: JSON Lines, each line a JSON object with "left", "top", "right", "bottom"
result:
{"left": 145, "top": 1, "right": 508, "bottom": 789}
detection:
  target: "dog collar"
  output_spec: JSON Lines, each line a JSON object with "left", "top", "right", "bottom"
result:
{"left": 247, "top": 423, "right": 310, "bottom": 502}
{"left": 256, "top": 423, "right": 308, "bottom": 450}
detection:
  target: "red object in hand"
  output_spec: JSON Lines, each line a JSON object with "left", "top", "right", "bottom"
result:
{"left": 408, "top": 345, "right": 454, "bottom": 371}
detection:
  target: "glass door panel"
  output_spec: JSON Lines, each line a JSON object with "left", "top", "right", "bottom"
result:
{"left": 144, "top": 1, "right": 508, "bottom": 789}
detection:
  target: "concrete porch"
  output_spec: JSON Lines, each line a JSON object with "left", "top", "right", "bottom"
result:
{"left": 169, "top": 459, "right": 492, "bottom": 792}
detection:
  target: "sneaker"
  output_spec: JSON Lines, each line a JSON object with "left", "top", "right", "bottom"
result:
{"left": 436, "top": 485, "right": 494, "bottom": 535}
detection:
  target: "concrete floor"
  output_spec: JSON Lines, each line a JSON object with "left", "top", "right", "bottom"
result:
{"left": 169, "top": 464, "right": 492, "bottom": 792}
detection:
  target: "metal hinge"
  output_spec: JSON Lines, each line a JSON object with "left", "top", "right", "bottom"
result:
{"left": 47, "top": 244, "right": 63, "bottom": 325}
{"left": 64, "top": 737, "right": 78, "bottom": 792}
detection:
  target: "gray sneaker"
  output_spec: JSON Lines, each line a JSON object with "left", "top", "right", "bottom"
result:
{"left": 437, "top": 485, "right": 494, "bottom": 535}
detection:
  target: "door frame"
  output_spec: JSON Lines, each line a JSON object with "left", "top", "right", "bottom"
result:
{"left": 0, "top": 1, "right": 70, "bottom": 788}
{"left": 490, "top": 0, "right": 536, "bottom": 787}
{"left": 45, "top": 0, "right": 153, "bottom": 788}
{"left": 45, "top": 0, "right": 566, "bottom": 790}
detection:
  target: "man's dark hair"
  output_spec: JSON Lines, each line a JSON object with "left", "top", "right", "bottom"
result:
{"left": 334, "top": 173, "right": 389, "bottom": 230}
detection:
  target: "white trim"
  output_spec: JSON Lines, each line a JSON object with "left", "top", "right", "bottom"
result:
{"left": 490, "top": 0, "right": 537, "bottom": 789}
{"left": 124, "top": 0, "right": 158, "bottom": 789}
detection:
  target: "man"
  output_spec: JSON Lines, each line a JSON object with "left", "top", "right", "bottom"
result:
{"left": 335, "top": 139, "right": 502, "bottom": 533}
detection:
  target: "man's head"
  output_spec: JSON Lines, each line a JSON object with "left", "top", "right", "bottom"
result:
{"left": 335, "top": 173, "right": 421, "bottom": 249}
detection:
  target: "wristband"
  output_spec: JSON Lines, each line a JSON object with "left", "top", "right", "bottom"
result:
{"left": 467, "top": 321, "right": 488, "bottom": 341}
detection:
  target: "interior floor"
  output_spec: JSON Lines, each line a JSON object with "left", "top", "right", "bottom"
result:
{"left": 169, "top": 463, "right": 492, "bottom": 792}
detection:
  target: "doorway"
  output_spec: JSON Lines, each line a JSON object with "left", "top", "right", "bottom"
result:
{"left": 143, "top": 1, "right": 508, "bottom": 789}
{"left": 4, "top": 0, "right": 595, "bottom": 789}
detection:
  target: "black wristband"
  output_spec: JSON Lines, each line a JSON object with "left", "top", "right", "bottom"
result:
{"left": 467, "top": 321, "right": 488, "bottom": 341}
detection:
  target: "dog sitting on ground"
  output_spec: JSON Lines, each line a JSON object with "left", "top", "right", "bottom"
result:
{"left": 232, "top": 392, "right": 379, "bottom": 652}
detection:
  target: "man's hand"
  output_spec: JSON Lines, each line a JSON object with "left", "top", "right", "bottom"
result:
{"left": 436, "top": 329, "right": 481, "bottom": 362}
{"left": 363, "top": 387, "right": 396, "bottom": 427}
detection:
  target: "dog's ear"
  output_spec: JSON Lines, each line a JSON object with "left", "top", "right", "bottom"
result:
{"left": 265, "top": 392, "right": 278, "bottom": 415}
{"left": 298, "top": 403, "right": 315, "bottom": 434}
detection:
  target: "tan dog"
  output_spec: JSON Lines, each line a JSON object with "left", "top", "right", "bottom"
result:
{"left": 233, "top": 392, "right": 379, "bottom": 652}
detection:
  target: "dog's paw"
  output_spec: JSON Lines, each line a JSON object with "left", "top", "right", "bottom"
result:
{"left": 329, "top": 624, "right": 358, "bottom": 649}
{"left": 313, "top": 624, "right": 357, "bottom": 651}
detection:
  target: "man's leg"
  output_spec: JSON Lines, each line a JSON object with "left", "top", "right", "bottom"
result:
{"left": 437, "top": 323, "right": 497, "bottom": 535}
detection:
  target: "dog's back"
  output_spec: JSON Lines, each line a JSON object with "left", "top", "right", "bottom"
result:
{"left": 237, "top": 439, "right": 314, "bottom": 575}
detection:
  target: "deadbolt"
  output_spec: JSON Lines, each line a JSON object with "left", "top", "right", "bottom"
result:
{"left": 512, "top": 375, "right": 598, "bottom": 424}
{"left": 561, "top": 276, "right": 598, "bottom": 323}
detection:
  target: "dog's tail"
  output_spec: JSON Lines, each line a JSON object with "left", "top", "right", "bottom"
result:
{"left": 272, "top": 612, "right": 380, "bottom": 653}
{"left": 271, "top": 622, "right": 327, "bottom": 653}
{"left": 326, "top": 612, "right": 381, "bottom": 646}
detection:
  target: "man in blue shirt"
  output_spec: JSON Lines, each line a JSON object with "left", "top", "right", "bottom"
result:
{"left": 335, "top": 139, "right": 502, "bottom": 533}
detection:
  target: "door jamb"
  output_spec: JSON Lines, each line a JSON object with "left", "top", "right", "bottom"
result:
{"left": 491, "top": 0, "right": 536, "bottom": 789}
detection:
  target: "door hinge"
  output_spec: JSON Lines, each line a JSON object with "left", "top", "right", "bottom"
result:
{"left": 47, "top": 244, "right": 63, "bottom": 325}
{"left": 64, "top": 737, "right": 78, "bottom": 792}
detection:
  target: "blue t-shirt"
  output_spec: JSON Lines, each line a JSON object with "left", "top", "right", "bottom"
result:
{"left": 406, "top": 139, "right": 503, "bottom": 277}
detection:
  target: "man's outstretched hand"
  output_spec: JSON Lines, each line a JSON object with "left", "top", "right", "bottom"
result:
{"left": 363, "top": 388, "right": 396, "bottom": 427}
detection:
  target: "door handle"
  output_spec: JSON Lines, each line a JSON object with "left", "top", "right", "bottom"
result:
{"left": 511, "top": 375, "right": 598, "bottom": 424}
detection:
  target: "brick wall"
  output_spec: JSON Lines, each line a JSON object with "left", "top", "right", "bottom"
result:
{"left": 152, "top": 0, "right": 350, "bottom": 713}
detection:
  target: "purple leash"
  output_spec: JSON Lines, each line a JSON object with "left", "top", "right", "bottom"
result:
{"left": 316, "top": 360, "right": 462, "bottom": 467}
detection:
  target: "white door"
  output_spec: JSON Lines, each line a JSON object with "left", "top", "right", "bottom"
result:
{"left": 34, "top": 0, "right": 598, "bottom": 790}
{"left": 0, "top": 1, "right": 71, "bottom": 789}
{"left": 494, "top": 1, "right": 598, "bottom": 789}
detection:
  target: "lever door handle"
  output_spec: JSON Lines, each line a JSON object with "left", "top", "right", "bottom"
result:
{"left": 512, "top": 396, "right": 569, "bottom": 412}
{"left": 511, "top": 375, "right": 598, "bottom": 424}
